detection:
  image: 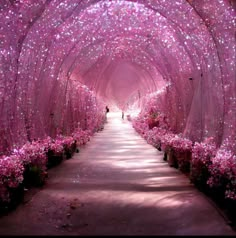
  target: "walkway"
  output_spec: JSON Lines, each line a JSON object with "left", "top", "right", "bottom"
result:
{"left": 0, "top": 112, "right": 235, "bottom": 236}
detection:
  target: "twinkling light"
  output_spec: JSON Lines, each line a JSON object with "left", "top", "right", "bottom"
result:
{"left": 0, "top": 0, "right": 235, "bottom": 155}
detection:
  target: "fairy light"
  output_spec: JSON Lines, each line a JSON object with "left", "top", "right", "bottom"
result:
{"left": 0, "top": 0, "right": 234, "bottom": 155}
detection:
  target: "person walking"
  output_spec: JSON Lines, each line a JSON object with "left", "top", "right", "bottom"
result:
{"left": 105, "top": 106, "right": 109, "bottom": 114}
{"left": 105, "top": 106, "right": 109, "bottom": 122}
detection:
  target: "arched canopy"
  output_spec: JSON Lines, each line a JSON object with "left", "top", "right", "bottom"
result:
{"left": 0, "top": 0, "right": 235, "bottom": 153}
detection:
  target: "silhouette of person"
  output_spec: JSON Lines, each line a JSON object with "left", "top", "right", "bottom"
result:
{"left": 122, "top": 111, "right": 124, "bottom": 120}
{"left": 105, "top": 106, "right": 109, "bottom": 122}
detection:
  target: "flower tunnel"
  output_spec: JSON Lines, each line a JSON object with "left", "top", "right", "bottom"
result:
{"left": 0, "top": 0, "right": 235, "bottom": 201}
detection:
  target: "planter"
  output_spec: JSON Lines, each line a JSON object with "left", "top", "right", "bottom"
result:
{"left": 163, "top": 152, "right": 167, "bottom": 161}
{"left": 64, "top": 147, "right": 73, "bottom": 159}
{"left": 167, "top": 149, "right": 178, "bottom": 168}
{"left": 155, "top": 141, "right": 162, "bottom": 151}
{"left": 23, "top": 165, "right": 47, "bottom": 188}
{"left": 190, "top": 160, "right": 210, "bottom": 190}
{"left": 0, "top": 183, "right": 24, "bottom": 214}
{"left": 46, "top": 150, "right": 64, "bottom": 169}
{"left": 176, "top": 150, "right": 191, "bottom": 174}
{"left": 64, "top": 141, "right": 77, "bottom": 159}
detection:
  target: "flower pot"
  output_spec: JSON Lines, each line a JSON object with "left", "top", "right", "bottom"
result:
{"left": 46, "top": 150, "right": 64, "bottom": 169}
{"left": 23, "top": 165, "right": 47, "bottom": 188}
{"left": 176, "top": 151, "right": 191, "bottom": 174}
{"left": 167, "top": 150, "right": 178, "bottom": 168}
{"left": 0, "top": 183, "right": 24, "bottom": 214}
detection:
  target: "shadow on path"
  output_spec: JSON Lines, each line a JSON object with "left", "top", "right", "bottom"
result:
{"left": 0, "top": 112, "right": 235, "bottom": 235}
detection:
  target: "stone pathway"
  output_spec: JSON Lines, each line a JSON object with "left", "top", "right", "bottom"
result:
{"left": 0, "top": 112, "right": 235, "bottom": 236}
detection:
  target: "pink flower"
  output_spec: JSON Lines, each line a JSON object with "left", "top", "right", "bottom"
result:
{"left": 207, "top": 148, "right": 236, "bottom": 200}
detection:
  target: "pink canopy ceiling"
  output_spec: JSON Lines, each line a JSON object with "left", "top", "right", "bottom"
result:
{"left": 0, "top": 0, "right": 235, "bottom": 153}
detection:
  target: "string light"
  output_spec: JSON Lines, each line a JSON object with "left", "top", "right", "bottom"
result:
{"left": 0, "top": 0, "right": 235, "bottom": 155}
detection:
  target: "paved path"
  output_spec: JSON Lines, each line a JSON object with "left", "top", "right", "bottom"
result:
{"left": 0, "top": 112, "right": 235, "bottom": 236}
